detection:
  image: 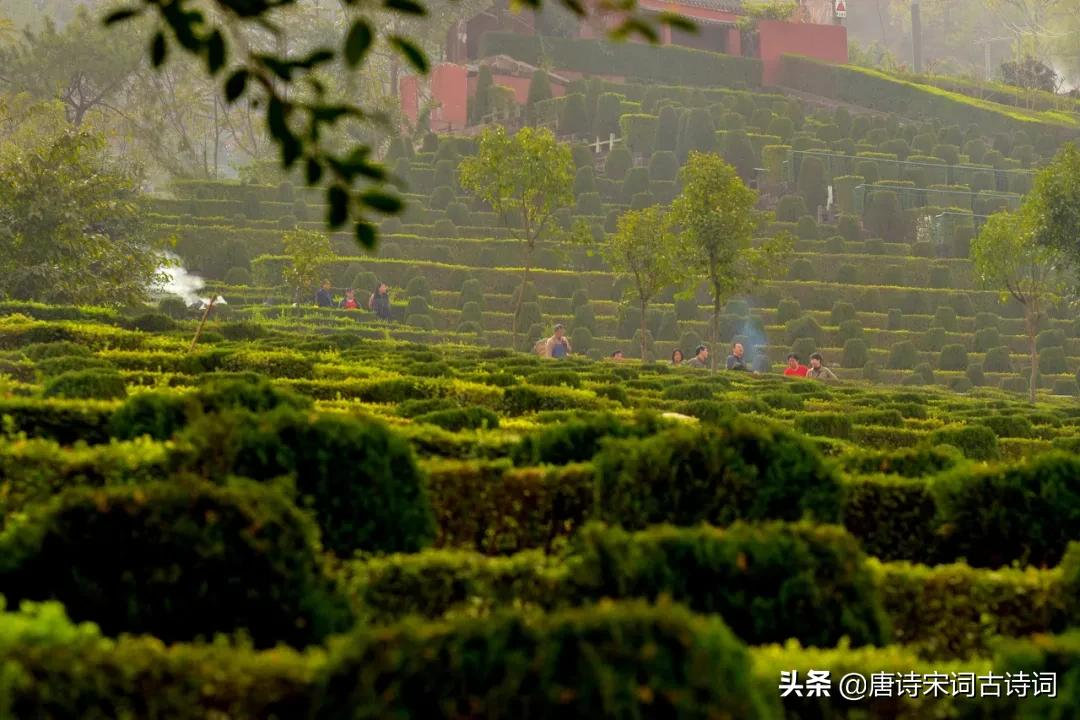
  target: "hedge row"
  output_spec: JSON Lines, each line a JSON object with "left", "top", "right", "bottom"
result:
{"left": 778, "top": 55, "right": 1080, "bottom": 143}
{"left": 478, "top": 32, "right": 763, "bottom": 88}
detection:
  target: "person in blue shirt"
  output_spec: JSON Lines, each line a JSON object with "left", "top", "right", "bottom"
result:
{"left": 315, "top": 280, "right": 334, "bottom": 308}
{"left": 540, "top": 323, "right": 571, "bottom": 359}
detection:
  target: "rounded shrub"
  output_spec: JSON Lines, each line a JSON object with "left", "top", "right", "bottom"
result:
{"left": 648, "top": 150, "right": 678, "bottom": 182}
{"left": 130, "top": 313, "right": 177, "bottom": 333}
{"left": 110, "top": 392, "right": 201, "bottom": 440}
{"left": 446, "top": 201, "right": 469, "bottom": 226}
{"left": 830, "top": 301, "right": 856, "bottom": 325}
{"left": 414, "top": 406, "right": 499, "bottom": 432}
{"left": 405, "top": 275, "right": 432, "bottom": 302}
{"left": 460, "top": 278, "right": 484, "bottom": 308}
{"left": 0, "top": 480, "right": 352, "bottom": 648}
{"left": 983, "top": 346, "right": 1013, "bottom": 373}
{"left": 460, "top": 301, "right": 484, "bottom": 326}
{"left": 928, "top": 424, "right": 1000, "bottom": 461}
{"left": 842, "top": 338, "right": 869, "bottom": 368}
{"left": 594, "top": 419, "right": 842, "bottom": 529}
{"left": 319, "top": 602, "right": 770, "bottom": 720}
{"left": 433, "top": 218, "right": 458, "bottom": 237}
{"left": 406, "top": 314, "right": 435, "bottom": 331}
{"left": 43, "top": 369, "right": 127, "bottom": 400}
{"left": 836, "top": 264, "right": 858, "bottom": 284}
{"left": 974, "top": 327, "right": 1000, "bottom": 353}
{"left": 429, "top": 185, "right": 455, "bottom": 210}
{"left": 796, "top": 216, "right": 818, "bottom": 240}
{"left": 776, "top": 194, "right": 807, "bottom": 222}
{"left": 224, "top": 267, "right": 252, "bottom": 285}
{"left": 570, "top": 326, "right": 593, "bottom": 354}
{"left": 938, "top": 344, "right": 968, "bottom": 371}
{"left": 966, "top": 362, "right": 986, "bottom": 387}
{"left": 1039, "top": 346, "right": 1068, "bottom": 375}
{"left": 566, "top": 524, "right": 888, "bottom": 649}
{"left": 887, "top": 341, "right": 918, "bottom": 370}
{"left": 604, "top": 146, "right": 632, "bottom": 180}
{"left": 785, "top": 315, "right": 823, "bottom": 345}
{"left": 933, "top": 306, "right": 958, "bottom": 332}
{"left": 195, "top": 375, "right": 311, "bottom": 414}
{"left": 776, "top": 297, "right": 801, "bottom": 324}
{"left": 187, "top": 408, "right": 435, "bottom": 556}
{"left": 886, "top": 308, "right": 903, "bottom": 331}
{"left": 933, "top": 453, "right": 1080, "bottom": 567}
{"left": 406, "top": 297, "right": 430, "bottom": 317}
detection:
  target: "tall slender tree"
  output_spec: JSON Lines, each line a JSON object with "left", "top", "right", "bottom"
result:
{"left": 603, "top": 205, "right": 690, "bottom": 361}
{"left": 459, "top": 126, "right": 575, "bottom": 346}
{"left": 673, "top": 152, "right": 791, "bottom": 370}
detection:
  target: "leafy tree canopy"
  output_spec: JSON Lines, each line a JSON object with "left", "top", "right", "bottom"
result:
{"left": 0, "top": 99, "right": 164, "bottom": 306}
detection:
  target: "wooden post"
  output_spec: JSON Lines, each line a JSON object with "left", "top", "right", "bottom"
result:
{"left": 188, "top": 296, "right": 216, "bottom": 352}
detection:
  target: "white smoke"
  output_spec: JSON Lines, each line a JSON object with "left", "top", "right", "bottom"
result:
{"left": 156, "top": 252, "right": 227, "bottom": 309}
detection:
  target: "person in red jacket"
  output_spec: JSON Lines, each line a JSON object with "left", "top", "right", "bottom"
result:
{"left": 784, "top": 353, "right": 809, "bottom": 377}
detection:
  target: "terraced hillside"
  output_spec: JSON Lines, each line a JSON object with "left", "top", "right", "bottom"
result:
{"left": 1, "top": 310, "right": 1079, "bottom": 713}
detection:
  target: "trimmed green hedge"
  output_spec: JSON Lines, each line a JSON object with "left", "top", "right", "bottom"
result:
{"left": 593, "top": 419, "right": 842, "bottom": 528}
{"left": 0, "top": 480, "right": 352, "bottom": 648}
{"left": 478, "top": 33, "right": 763, "bottom": 88}
{"left": 778, "top": 55, "right": 1080, "bottom": 143}
{"left": 565, "top": 522, "right": 889, "bottom": 647}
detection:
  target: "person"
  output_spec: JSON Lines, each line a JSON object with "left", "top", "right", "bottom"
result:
{"left": 807, "top": 352, "right": 839, "bottom": 381}
{"left": 611, "top": 350, "right": 625, "bottom": 361}
{"left": 368, "top": 282, "right": 391, "bottom": 320}
{"left": 684, "top": 344, "right": 709, "bottom": 369}
{"left": 340, "top": 288, "right": 359, "bottom": 309}
{"left": 671, "top": 349, "right": 684, "bottom": 366}
{"left": 536, "top": 323, "right": 571, "bottom": 359}
{"left": 315, "top": 280, "right": 334, "bottom": 308}
{"left": 726, "top": 342, "right": 748, "bottom": 371}
{"left": 784, "top": 353, "right": 809, "bottom": 377}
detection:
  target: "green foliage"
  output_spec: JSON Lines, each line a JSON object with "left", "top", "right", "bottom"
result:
{"left": 185, "top": 408, "right": 434, "bottom": 556}
{"left": 414, "top": 406, "right": 499, "bottom": 432}
{"left": 0, "top": 104, "right": 162, "bottom": 305}
{"left": 928, "top": 424, "right": 1001, "bottom": 461}
{"left": 933, "top": 452, "right": 1080, "bottom": 567}
{"left": 320, "top": 602, "right": 770, "bottom": 719}
{"left": 0, "top": 480, "right": 351, "bottom": 647}
{"left": 567, "top": 523, "right": 888, "bottom": 647}
{"left": 43, "top": 369, "right": 127, "bottom": 400}
{"left": 797, "top": 155, "right": 826, "bottom": 210}
{"left": 887, "top": 341, "right": 918, "bottom": 370}
{"left": 604, "top": 145, "right": 632, "bottom": 180}
{"left": 939, "top": 344, "right": 968, "bottom": 371}
{"left": 594, "top": 419, "right": 841, "bottom": 529}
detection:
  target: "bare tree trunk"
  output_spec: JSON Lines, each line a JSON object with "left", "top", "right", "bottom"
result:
{"left": 512, "top": 247, "right": 532, "bottom": 351}
{"left": 1026, "top": 303, "right": 1038, "bottom": 403}
{"left": 639, "top": 297, "right": 648, "bottom": 362}
{"left": 711, "top": 293, "right": 721, "bottom": 372}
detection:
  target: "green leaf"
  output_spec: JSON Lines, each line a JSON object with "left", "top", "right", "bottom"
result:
{"left": 306, "top": 158, "right": 323, "bottom": 185}
{"left": 383, "top": 0, "right": 427, "bottom": 15}
{"left": 103, "top": 7, "right": 141, "bottom": 25}
{"left": 361, "top": 190, "right": 403, "bottom": 214}
{"left": 224, "top": 70, "right": 248, "bottom": 103}
{"left": 389, "top": 36, "right": 428, "bottom": 73}
{"left": 150, "top": 32, "right": 168, "bottom": 68}
{"left": 344, "top": 20, "right": 373, "bottom": 68}
{"left": 355, "top": 222, "right": 377, "bottom": 249}
{"left": 205, "top": 30, "right": 227, "bottom": 74}
{"left": 327, "top": 185, "right": 349, "bottom": 228}
{"left": 267, "top": 96, "right": 289, "bottom": 140}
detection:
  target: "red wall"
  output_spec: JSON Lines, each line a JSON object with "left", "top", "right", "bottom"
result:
{"left": 429, "top": 64, "right": 469, "bottom": 132}
{"left": 757, "top": 20, "right": 847, "bottom": 85}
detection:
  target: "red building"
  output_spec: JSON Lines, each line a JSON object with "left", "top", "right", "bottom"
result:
{"left": 402, "top": 0, "right": 847, "bottom": 131}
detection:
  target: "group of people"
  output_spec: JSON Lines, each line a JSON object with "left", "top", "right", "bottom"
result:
{"left": 316, "top": 280, "right": 392, "bottom": 320}
{"left": 538, "top": 325, "right": 839, "bottom": 381}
